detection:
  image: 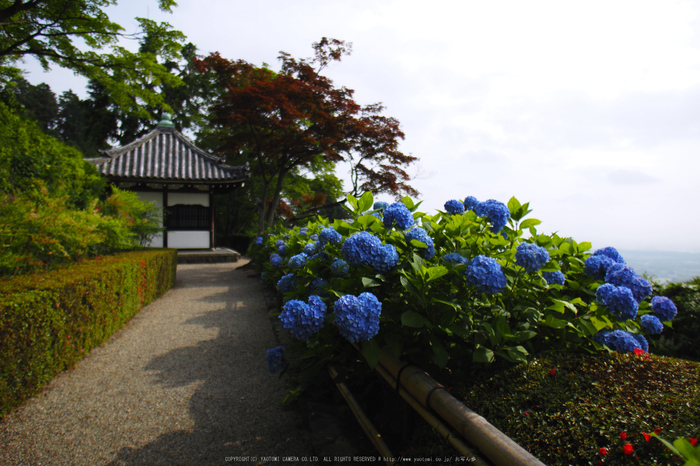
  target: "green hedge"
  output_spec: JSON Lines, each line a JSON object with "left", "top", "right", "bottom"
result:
{"left": 0, "top": 249, "right": 177, "bottom": 417}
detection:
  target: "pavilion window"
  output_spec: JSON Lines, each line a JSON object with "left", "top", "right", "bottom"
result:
{"left": 165, "top": 205, "right": 211, "bottom": 230}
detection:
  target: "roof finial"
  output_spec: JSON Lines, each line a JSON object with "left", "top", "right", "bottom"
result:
{"left": 157, "top": 112, "right": 175, "bottom": 131}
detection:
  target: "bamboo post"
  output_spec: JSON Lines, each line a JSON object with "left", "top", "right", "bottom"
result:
{"left": 377, "top": 348, "right": 546, "bottom": 466}
{"left": 327, "top": 365, "right": 395, "bottom": 465}
{"left": 372, "top": 362, "right": 492, "bottom": 466}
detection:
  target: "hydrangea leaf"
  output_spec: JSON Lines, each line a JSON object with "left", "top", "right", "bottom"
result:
{"left": 495, "top": 316, "right": 512, "bottom": 339}
{"left": 507, "top": 196, "right": 522, "bottom": 215}
{"left": 399, "top": 274, "right": 421, "bottom": 297}
{"left": 425, "top": 266, "right": 448, "bottom": 282}
{"left": 409, "top": 239, "right": 428, "bottom": 249}
{"left": 578, "top": 241, "right": 593, "bottom": 252}
{"left": 589, "top": 316, "right": 609, "bottom": 332}
{"left": 361, "top": 277, "right": 382, "bottom": 288}
{"left": 504, "top": 345, "right": 529, "bottom": 364}
{"left": 361, "top": 338, "right": 381, "bottom": 368}
{"left": 540, "top": 262, "right": 561, "bottom": 272}
{"left": 547, "top": 299, "right": 578, "bottom": 314}
{"left": 520, "top": 218, "right": 541, "bottom": 229}
{"left": 473, "top": 346, "right": 495, "bottom": 363}
{"left": 544, "top": 315, "right": 567, "bottom": 329}
{"left": 358, "top": 191, "right": 374, "bottom": 213}
{"left": 401, "top": 310, "right": 429, "bottom": 328}
{"left": 578, "top": 319, "right": 599, "bottom": 337}
{"left": 514, "top": 330, "right": 537, "bottom": 341}
{"left": 432, "top": 347, "right": 450, "bottom": 368}
{"left": 401, "top": 196, "right": 416, "bottom": 210}
{"left": 345, "top": 195, "right": 359, "bottom": 213}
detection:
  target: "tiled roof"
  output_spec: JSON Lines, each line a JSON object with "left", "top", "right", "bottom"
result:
{"left": 88, "top": 126, "right": 248, "bottom": 184}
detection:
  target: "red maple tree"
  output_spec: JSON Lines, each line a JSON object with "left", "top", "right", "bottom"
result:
{"left": 196, "top": 38, "right": 418, "bottom": 233}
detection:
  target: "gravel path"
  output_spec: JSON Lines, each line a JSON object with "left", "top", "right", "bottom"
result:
{"left": 0, "top": 259, "right": 316, "bottom": 465}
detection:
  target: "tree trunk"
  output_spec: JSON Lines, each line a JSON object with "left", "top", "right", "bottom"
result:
{"left": 257, "top": 180, "right": 270, "bottom": 235}
{"left": 264, "top": 168, "right": 289, "bottom": 231}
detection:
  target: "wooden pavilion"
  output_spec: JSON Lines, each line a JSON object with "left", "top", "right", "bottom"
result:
{"left": 88, "top": 114, "right": 248, "bottom": 249}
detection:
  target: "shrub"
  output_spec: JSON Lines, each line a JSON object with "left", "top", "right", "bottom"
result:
{"left": 253, "top": 192, "right": 681, "bottom": 384}
{"left": 649, "top": 277, "right": 700, "bottom": 362}
{"left": 0, "top": 249, "right": 177, "bottom": 417}
{"left": 0, "top": 186, "right": 163, "bottom": 276}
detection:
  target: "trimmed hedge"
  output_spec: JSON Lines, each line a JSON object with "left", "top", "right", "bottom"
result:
{"left": 0, "top": 249, "right": 177, "bottom": 417}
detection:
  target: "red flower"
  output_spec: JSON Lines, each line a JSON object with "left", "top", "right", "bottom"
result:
{"left": 620, "top": 432, "right": 627, "bottom": 440}
{"left": 550, "top": 367, "right": 556, "bottom": 375}
{"left": 642, "top": 432, "right": 651, "bottom": 442}
{"left": 654, "top": 428, "right": 662, "bottom": 434}
{"left": 599, "top": 447, "right": 608, "bottom": 456}
{"left": 623, "top": 444, "right": 634, "bottom": 455}
{"left": 690, "top": 438, "right": 697, "bottom": 447}
{"left": 524, "top": 412, "right": 529, "bottom": 417}
{"left": 633, "top": 348, "right": 645, "bottom": 355}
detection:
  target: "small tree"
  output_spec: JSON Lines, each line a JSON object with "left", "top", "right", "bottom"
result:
{"left": 197, "top": 38, "right": 418, "bottom": 234}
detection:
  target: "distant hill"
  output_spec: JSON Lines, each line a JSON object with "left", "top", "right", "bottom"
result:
{"left": 618, "top": 250, "right": 700, "bottom": 283}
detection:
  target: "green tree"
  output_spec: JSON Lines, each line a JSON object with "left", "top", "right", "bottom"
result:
{"left": 3, "top": 76, "right": 58, "bottom": 134}
{"left": 0, "top": 0, "right": 184, "bottom": 118}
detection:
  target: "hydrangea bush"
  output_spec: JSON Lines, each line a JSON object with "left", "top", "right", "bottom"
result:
{"left": 254, "top": 192, "right": 678, "bottom": 378}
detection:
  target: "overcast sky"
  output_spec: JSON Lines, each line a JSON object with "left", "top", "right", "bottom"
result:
{"left": 22, "top": 0, "right": 700, "bottom": 253}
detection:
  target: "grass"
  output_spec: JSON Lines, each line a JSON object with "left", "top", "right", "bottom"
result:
{"left": 405, "top": 351, "right": 700, "bottom": 465}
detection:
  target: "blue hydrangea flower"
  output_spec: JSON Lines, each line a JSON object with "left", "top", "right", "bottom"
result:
{"left": 515, "top": 243, "right": 550, "bottom": 273}
{"left": 633, "top": 334, "right": 649, "bottom": 353}
{"left": 310, "top": 277, "right": 329, "bottom": 295}
{"left": 373, "top": 201, "right": 389, "bottom": 211}
{"left": 593, "top": 247, "right": 626, "bottom": 265}
{"left": 372, "top": 244, "right": 399, "bottom": 273}
{"left": 543, "top": 270, "right": 566, "bottom": 285}
{"left": 605, "top": 265, "right": 652, "bottom": 303}
{"left": 299, "top": 227, "right": 309, "bottom": 236}
{"left": 275, "top": 239, "right": 285, "bottom": 248}
{"left": 266, "top": 346, "right": 287, "bottom": 374}
{"left": 465, "top": 255, "right": 507, "bottom": 294}
{"left": 596, "top": 284, "right": 638, "bottom": 321}
{"left": 443, "top": 253, "right": 469, "bottom": 265}
{"left": 278, "top": 244, "right": 288, "bottom": 256}
{"left": 584, "top": 255, "right": 615, "bottom": 280}
{"left": 342, "top": 231, "right": 383, "bottom": 266}
{"left": 331, "top": 258, "right": 349, "bottom": 276}
{"left": 309, "top": 251, "right": 329, "bottom": 262}
{"left": 279, "top": 295, "right": 327, "bottom": 340}
{"left": 474, "top": 199, "right": 510, "bottom": 233}
{"left": 651, "top": 296, "right": 677, "bottom": 321}
{"left": 310, "top": 234, "right": 319, "bottom": 241}
{"left": 270, "top": 253, "right": 283, "bottom": 268}
{"left": 444, "top": 199, "right": 465, "bottom": 214}
{"left": 341, "top": 231, "right": 398, "bottom": 273}
{"left": 277, "top": 273, "right": 297, "bottom": 293}
{"left": 334, "top": 292, "right": 382, "bottom": 343}
{"left": 641, "top": 314, "right": 664, "bottom": 334}
{"left": 595, "top": 283, "right": 616, "bottom": 304}
{"left": 383, "top": 202, "right": 414, "bottom": 230}
{"left": 303, "top": 242, "right": 318, "bottom": 256}
{"left": 464, "top": 196, "right": 480, "bottom": 211}
{"left": 593, "top": 329, "right": 641, "bottom": 353}
{"left": 319, "top": 226, "right": 343, "bottom": 247}
{"left": 288, "top": 253, "right": 308, "bottom": 270}
{"left": 255, "top": 236, "right": 263, "bottom": 245}
{"left": 405, "top": 227, "right": 435, "bottom": 260}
